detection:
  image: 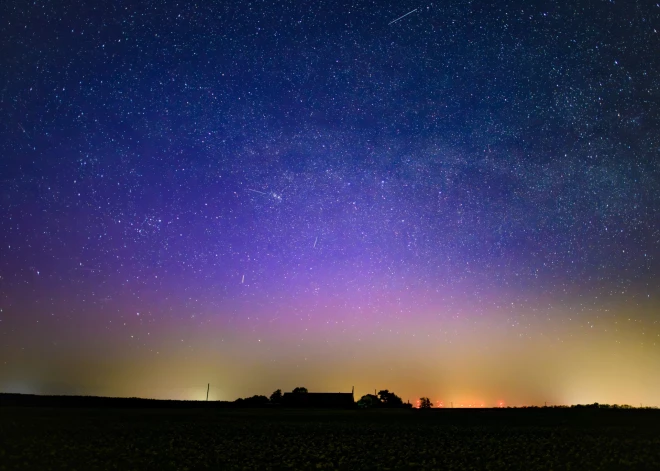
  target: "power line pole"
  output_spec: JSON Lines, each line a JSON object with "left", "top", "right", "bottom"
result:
{"left": 206, "top": 383, "right": 210, "bottom": 401}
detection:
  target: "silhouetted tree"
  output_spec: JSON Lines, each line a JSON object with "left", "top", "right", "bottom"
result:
{"left": 270, "top": 389, "right": 283, "bottom": 403}
{"left": 419, "top": 397, "right": 433, "bottom": 409}
{"left": 357, "top": 394, "right": 381, "bottom": 409}
{"left": 234, "top": 395, "right": 270, "bottom": 407}
{"left": 378, "top": 390, "right": 404, "bottom": 408}
{"left": 292, "top": 387, "right": 308, "bottom": 394}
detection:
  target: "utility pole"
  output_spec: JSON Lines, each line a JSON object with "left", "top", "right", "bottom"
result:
{"left": 206, "top": 383, "right": 210, "bottom": 401}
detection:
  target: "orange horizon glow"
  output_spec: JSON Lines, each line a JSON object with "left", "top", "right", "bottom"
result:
{"left": 2, "top": 291, "right": 658, "bottom": 406}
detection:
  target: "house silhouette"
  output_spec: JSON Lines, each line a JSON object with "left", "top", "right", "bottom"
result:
{"left": 281, "top": 389, "right": 355, "bottom": 408}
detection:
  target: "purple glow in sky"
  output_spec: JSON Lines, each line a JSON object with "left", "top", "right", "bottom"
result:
{"left": 1, "top": 0, "right": 659, "bottom": 405}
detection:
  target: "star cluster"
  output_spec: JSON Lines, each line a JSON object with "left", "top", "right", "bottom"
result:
{"left": 1, "top": 0, "right": 659, "bottom": 405}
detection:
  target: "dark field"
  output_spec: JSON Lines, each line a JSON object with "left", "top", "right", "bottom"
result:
{"left": 2, "top": 405, "right": 660, "bottom": 470}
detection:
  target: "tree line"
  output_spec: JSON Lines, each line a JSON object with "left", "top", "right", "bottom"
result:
{"left": 232, "top": 387, "right": 438, "bottom": 409}
{"left": 232, "top": 387, "right": 307, "bottom": 407}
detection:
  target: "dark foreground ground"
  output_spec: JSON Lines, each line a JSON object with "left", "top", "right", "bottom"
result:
{"left": 1, "top": 403, "right": 659, "bottom": 470}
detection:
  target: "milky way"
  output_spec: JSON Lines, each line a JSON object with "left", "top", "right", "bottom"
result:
{"left": 1, "top": 1, "right": 659, "bottom": 405}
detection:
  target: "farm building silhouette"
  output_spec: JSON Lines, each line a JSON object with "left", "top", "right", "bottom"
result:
{"left": 281, "top": 388, "right": 355, "bottom": 408}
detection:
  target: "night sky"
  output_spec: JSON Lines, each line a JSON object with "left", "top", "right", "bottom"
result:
{"left": 1, "top": 0, "right": 659, "bottom": 406}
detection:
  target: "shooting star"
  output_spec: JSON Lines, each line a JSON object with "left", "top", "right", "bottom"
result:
{"left": 388, "top": 8, "right": 418, "bottom": 25}
{"left": 18, "top": 123, "right": 31, "bottom": 139}
{"left": 313, "top": 236, "right": 318, "bottom": 248}
{"left": 241, "top": 274, "right": 245, "bottom": 284}
{"left": 247, "top": 189, "right": 268, "bottom": 195}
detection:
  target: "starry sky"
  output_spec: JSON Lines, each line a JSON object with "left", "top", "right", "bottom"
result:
{"left": 1, "top": 0, "right": 659, "bottom": 406}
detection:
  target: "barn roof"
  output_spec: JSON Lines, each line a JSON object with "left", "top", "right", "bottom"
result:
{"left": 281, "top": 391, "right": 355, "bottom": 408}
